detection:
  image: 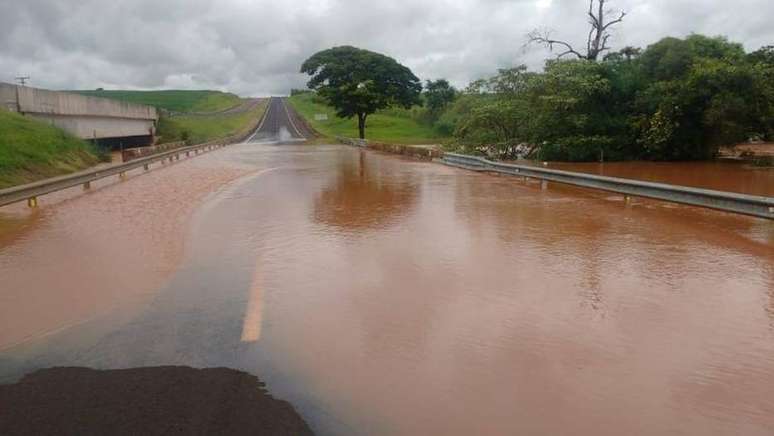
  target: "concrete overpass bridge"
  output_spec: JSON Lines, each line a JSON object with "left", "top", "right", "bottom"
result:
{"left": 1, "top": 83, "right": 158, "bottom": 149}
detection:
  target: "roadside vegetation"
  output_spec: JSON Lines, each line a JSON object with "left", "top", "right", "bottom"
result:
{"left": 288, "top": 92, "right": 445, "bottom": 145}
{"left": 294, "top": 0, "right": 774, "bottom": 162}
{"left": 439, "top": 1, "right": 774, "bottom": 161}
{"left": 0, "top": 108, "right": 103, "bottom": 188}
{"left": 444, "top": 36, "right": 774, "bottom": 162}
{"left": 74, "top": 90, "right": 242, "bottom": 113}
{"left": 299, "top": 46, "right": 426, "bottom": 141}
{"left": 157, "top": 99, "right": 268, "bottom": 144}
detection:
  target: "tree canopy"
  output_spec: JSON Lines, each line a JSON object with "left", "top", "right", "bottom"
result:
{"left": 300, "top": 46, "right": 421, "bottom": 139}
{"left": 424, "top": 79, "right": 457, "bottom": 117}
{"left": 442, "top": 34, "right": 774, "bottom": 161}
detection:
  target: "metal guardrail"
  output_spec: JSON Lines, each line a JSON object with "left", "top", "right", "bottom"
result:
{"left": 0, "top": 140, "right": 229, "bottom": 208}
{"left": 442, "top": 153, "right": 774, "bottom": 220}
{"left": 0, "top": 100, "right": 271, "bottom": 208}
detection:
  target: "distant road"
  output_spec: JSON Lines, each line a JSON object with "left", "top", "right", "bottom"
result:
{"left": 248, "top": 97, "right": 313, "bottom": 142}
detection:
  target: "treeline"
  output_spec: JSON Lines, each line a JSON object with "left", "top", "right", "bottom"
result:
{"left": 422, "top": 35, "right": 774, "bottom": 161}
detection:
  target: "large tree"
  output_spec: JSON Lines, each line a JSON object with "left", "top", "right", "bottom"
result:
{"left": 528, "top": 0, "right": 626, "bottom": 62}
{"left": 747, "top": 45, "right": 774, "bottom": 66}
{"left": 635, "top": 36, "right": 760, "bottom": 158}
{"left": 300, "top": 46, "right": 421, "bottom": 139}
{"left": 424, "top": 79, "right": 457, "bottom": 117}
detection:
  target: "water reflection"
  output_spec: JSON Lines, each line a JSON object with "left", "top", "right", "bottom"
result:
{"left": 0, "top": 209, "right": 42, "bottom": 249}
{"left": 546, "top": 160, "right": 774, "bottom": 197}
{"left": 313, "top": 151, "right": 418, "bottom": 232}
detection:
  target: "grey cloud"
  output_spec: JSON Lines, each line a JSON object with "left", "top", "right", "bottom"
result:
{"left": 0, "top": 0, "right": 772, "bottom": 96}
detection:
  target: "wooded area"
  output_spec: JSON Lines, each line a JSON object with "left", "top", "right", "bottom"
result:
{"left": 435, "top": 35, "right": 774, "bottom": 161}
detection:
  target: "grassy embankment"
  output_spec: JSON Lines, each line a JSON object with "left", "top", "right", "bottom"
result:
{"left": 157, "top": 100, "right": 267, "bottom": 144}
{"left": 288, "top": 93, "right": 448, "bottom": 145}
{"left": 75, "top": 90, "right": 242, "bottom": 113}
{"left": 0, "top": 108, "right": 102, "bottom": 189}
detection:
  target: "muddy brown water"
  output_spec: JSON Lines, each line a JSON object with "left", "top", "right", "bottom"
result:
{"left": 1, "top": 143, "right": 773, "bottom": 435}
{"left": 541, "top": 160, "right": 774, "bottom": 197}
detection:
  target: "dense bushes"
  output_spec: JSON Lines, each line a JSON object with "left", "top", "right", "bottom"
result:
{"left": 429, "top": 34, "right": 774, "bottom": 161}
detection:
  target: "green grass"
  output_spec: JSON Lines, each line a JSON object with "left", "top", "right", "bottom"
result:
{"left": 288, "top": 93, "right": 448, "bottom": 145}
{"left": 157, "top": 100, "right": 268, "bottom": 144}
{"left": 74, "top": 90, "right": 242, "bottom": 113}
{"left": 0, "top": 109, "right": 102, "bottom": 188}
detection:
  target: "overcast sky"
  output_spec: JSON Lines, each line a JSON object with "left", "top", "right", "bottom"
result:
{"left": 0, "top": 0, "right": 772, "bottom": 96}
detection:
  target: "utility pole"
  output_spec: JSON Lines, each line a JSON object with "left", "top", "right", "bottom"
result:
{"left": 13, "top": 77, "right": 30, "bottom": 113}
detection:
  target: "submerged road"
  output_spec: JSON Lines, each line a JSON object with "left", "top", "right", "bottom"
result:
{"left": 1, "top": 102, "right": 774, "bottom": 435}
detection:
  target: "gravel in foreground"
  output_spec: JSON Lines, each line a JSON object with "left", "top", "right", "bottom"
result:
{"left": 0, "top": 366, "right": 313, "bottom": 436}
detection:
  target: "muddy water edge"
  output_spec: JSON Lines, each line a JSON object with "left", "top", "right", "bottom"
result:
{"left": 0, "top": 150, "right": 254, "bottom": 350}
{"left": 1, "top": 143, "right": 774, "bottom": 435}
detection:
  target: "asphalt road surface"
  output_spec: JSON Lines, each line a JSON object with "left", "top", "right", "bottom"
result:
{"left": 248, "top": 97, "right": 312, "bottom": 143}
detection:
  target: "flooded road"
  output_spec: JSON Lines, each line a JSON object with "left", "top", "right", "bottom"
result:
{"left": 1, "top": 138, "right": 774, "bottom": 434}
{"left": 545, "top": 160, "right": 774, "bottom": 197}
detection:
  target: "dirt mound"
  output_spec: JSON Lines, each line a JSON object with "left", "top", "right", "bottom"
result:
{"left": 0, "top": 366, "right": 313, "bottom": 436}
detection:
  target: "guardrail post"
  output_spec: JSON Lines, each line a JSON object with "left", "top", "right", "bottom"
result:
{"left": 83, "top": 181, "right": 91, "bottom": 190}
{"left": 186, "top": 151, "right": 190, "bottom": 157}
{"left": 541, "top": 180, "right": 548, "bottom": 191}
{"left": 27, "top": 197, "right": 38, "bottom": 208}
{"left": 143, "top": 164, "right": 149, "bottom": 171}
{"left": 119, "top": 172, "right": 126, "bottom": 180}
{"left": 176, "top": 154, "right": 180, "bottom": 161}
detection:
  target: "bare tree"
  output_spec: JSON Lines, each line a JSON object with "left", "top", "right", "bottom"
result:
{"left": 528, "top": 0, "right": 626, "bottom": 61}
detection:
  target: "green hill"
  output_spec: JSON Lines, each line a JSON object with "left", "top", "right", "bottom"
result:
{"left": 0, "top": 109, "right": 101, "bottom": 189}
{"left": 288, "top": 93, "right": 447, "bottom": 145}
{"left": 157, "top": 100, "right": 269, "bottom": 144}
{"left": 74, "top": 90, "right": 242, "bottom": 113}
